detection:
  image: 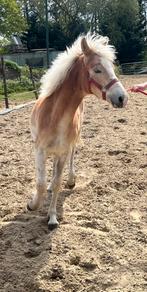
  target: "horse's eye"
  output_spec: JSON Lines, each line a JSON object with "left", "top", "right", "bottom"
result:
{"left": 94, "top": 68, "right": 101, "bottom": 74}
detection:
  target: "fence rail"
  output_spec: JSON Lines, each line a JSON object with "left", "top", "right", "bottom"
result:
{"left": 1, "top": 57, "right": 147, "bottom": 111}
{"left": 121, "top": 61, "right": 147, "bottom": 75}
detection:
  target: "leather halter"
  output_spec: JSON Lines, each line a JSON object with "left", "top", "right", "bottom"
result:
{"left": 89, "top": 78, "right": 119, "bottom": 100}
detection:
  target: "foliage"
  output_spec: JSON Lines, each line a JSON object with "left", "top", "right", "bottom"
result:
{"left": 0, "top": 47, "right": 8, "bottom": 54}
{"left": 99, "top": 0, "right": 146, "bottom": 63}
{"left": 115, "top": 64, "right": 122, "bottom": 76}
{"left": 31, "top": 68, "right": 46, "bottom": 80}
{"left": 0, "top": 0, "right": 26, "bottom": 36}
{"left": 4, "top": 60, "right": 22, "bottom": 74}
{"left": 21, "top": 5, "right": 88, "bottom": 50}
{"left": 0, "top": 37, "right": 10, "bottom": 53}
{"left": 0, "top": 37, "right": 10, "bottom": 46}
{"left": 18, "top": 0, "right": 147, "bottom": 63}
{"left": 49, "top": 0, "right": 88, "bottom": 38}
{"left": 0, "top": 64, "right": 43, "bottom": 97}
{"left": 21, "top": 65, "right": 45, "bottom": 81}
{"left": 1, "top": 0, "right": 147, "bottom": 64}
{"left": 0, "top": 90, "right": 35, "bottom": 102}
{"left": 0, "top": 76, "right": 40, "bottom": 95}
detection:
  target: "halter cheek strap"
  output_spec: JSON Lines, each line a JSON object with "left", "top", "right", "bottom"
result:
{"left": 89, "top": 78, "right": 119, "bottom": 100}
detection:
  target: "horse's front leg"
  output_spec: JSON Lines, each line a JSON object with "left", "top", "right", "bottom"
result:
{"left": 67, "top": 147, "right": 76, "bottom": 188}
{"left": 48, "top": 153, "right": 67, "bottom": 229}
{"left": 27, "top": 147, "right": 46, "bottom": 211}
{"left": 47, "top": 156, "right": 57, "bottom": 193}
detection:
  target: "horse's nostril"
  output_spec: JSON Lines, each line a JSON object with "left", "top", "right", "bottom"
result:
{"left": 118, "top": 96, "right": 124, "bottom": 104}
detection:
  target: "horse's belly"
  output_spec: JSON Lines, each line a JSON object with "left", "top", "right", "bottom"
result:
{"left": 46, "top": 130, "right": 79, "bottom": 155}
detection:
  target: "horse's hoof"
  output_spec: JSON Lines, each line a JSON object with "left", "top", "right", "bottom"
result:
{"left": 67, "top": 182, "right": 75, "bottom": 189}
{"left": 27, "top": 203, "right": 33, "bottom": 211}
{"left": 47, "top": 188, "right": 52, "bottom": 194}
{"left": 48, "top": 223, "right": 59, "bottom": 230}
{"left": 47, "top": 183, "right": 53, "bottom": 193}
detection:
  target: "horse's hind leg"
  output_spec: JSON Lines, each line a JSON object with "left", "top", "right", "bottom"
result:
{"left": 67, "top": 147, "right": 76, "bottom": 188}
{"left": 27, "top": 147, "right": 46, "bottom": 211}
{"left": 48, "top": 153, "right": 67, "bottom": 229}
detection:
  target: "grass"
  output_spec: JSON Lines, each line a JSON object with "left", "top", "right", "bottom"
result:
{"left": 0, "top": 91, "right": 36, "bottom": 109}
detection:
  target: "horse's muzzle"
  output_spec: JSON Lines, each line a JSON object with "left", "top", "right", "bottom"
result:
{"left": 110, "top": 93, "right": 128, "bottom": 108}
{"left": 112, "top": 96, "right": 124, "bottom": 108}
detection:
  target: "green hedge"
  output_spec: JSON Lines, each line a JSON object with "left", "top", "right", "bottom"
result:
{"left": 4, "top": 59, "right": 22, "bottom": 74}
{"left": 0, "top": 60, "right": 45, "bottom": 95}
{"left": 0, "top": 76, "right": 40, "bottom": 95}
{"left": 21, "top": 66, "right": 46, "bottom": 80}
{"left": 115, "top": 64, "right": 122, "bottom": 76}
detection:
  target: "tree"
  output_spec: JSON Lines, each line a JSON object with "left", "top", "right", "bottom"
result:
{"left": 49, "top": 0, "right": 88, "bottom": 43}
{"left": 21, "top": 0, "right": 88, "bottom": 50}
{"left": 137, "top": 0, "right": 147, "bottom": 41}
{"left": 99, "top": 0, "right": 146, "bottom": 63}
{"left": 18, "top": 0, "right": 146, "bottom": 63}
{"left": 86, "top": 0, "right": 108, "bottom": 33}
{"left": 0, "top": 0, "right": 26, "bottom": 37}
{"left": 21, "top": 14, "right": 46, "bottom": 50}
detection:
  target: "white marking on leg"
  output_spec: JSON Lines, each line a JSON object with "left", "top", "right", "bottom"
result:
{"left": 67, "top": 147, "right": 76, "bottom": 187}
{"left": 48, "top": 154, "right": 67, "bottom": 227}
{"left": 47, "top": 157, "right": 57, "bottom": 193}
{"left": 28, "top": 147, "right": 46, "bottom": 210}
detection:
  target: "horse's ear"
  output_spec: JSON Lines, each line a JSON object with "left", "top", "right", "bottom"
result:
{"left": 81, "top": 37, "right": 91, "bottom": 56}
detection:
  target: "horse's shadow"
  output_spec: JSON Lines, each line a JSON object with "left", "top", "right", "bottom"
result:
{"left": 0, "top": 186, "right": 74, "bottom": 292}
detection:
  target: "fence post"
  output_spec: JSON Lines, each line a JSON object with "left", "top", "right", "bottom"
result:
{"left": 28, "top": 65, "right": 38, "bottom": 99}
{"left": 1, "top": 56, "right": 9, "bottom": 108}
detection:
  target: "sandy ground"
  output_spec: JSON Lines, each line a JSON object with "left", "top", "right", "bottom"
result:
{"left": 0, "top": 75, "right": 147, "bottom": 292}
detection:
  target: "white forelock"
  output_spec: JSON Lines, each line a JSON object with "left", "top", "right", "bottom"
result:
{"left": 39, "top": 32, "right": 116, "bottom": 98}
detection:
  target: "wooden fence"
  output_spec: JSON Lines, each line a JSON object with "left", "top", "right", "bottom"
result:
{"left": 0, "top": 56, "right": 39, "bottom": 109}
{"left": 121, "top": 61, "right": 147, "bottom": 75}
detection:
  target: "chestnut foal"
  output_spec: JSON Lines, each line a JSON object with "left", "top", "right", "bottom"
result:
{"left": 27, "top": 33, "right": 128, "bottom": 229}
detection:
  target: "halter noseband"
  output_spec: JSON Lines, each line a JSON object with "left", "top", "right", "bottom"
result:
{"left": 89, "top": 78, "right": 119, "bottom": 100}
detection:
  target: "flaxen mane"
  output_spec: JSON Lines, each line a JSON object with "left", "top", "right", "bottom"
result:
{"left": 39, "top": 33, "right": 116, "bottom": 99}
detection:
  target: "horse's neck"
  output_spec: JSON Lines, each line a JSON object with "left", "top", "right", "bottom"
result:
{"left": 53, "top": 56, "right": 88, "bottom": 115}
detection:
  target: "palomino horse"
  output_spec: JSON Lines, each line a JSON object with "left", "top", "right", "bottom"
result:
{"left": 27, "top": 33, "right": 128, "bottom": 229}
